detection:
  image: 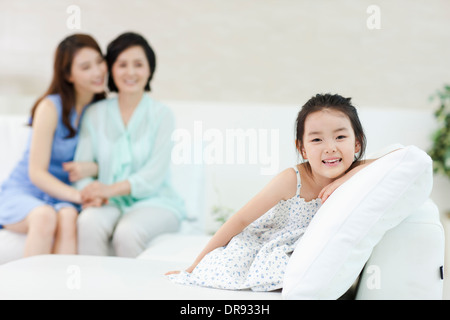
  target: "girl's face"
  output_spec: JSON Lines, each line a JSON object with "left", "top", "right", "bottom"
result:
{"left": 68, "top": 47, "right": 106, "bottom": 95}
{"left": 301, "top": 109, "right": 361, "bottom": 182}
{"left": 111, "top": 45, "right": 151, "bottom": 94}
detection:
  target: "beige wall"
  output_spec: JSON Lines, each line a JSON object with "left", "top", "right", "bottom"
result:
{"left": 1, "top": 0, "right": 450, "bottom": 113}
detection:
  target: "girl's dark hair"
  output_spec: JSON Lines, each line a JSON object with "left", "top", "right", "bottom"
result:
{"left": 106, "top": 32, "right": 156, "bottom": 92}
{"left": 29, "top": 34, "right": 105, "bottom": 138}
{"left": 295, "top": 93, "right": 367, "bottom": 172}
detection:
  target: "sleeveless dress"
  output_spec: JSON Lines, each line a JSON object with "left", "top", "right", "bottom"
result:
{"left": 168, "top": 166, "right": 322, "bottom": 291}
{"left": 0, "top": 94, "right": 83, "bottom": 228}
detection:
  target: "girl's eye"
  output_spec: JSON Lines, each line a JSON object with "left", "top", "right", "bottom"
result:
{"left": 337, "top": 135, "right": 347, "bottom": 140}
{"left": 312, "top": 138, "right": 321, "bottom": 142}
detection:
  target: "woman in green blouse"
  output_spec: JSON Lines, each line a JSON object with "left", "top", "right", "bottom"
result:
{"left": 74, "top": 32, "right": 185, "bottom": 257}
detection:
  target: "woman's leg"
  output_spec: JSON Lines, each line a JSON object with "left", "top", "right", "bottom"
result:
{"left": 112, "top": 206, "right": 179, "bottom": 258}
{"left": 4, "top": 205, "right": 57, "bottom": 257}
{"left": 53, "top": 206, "right": 78, "bottom": 254}
{"left": 77, "top": 205, "right": 121, "bottom": 256}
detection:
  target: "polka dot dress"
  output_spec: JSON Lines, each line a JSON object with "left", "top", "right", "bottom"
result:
{"left": 168, "top": 166, "right": 321, "bottom": 291}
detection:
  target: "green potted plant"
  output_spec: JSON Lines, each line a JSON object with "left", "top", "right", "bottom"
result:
{"left": 428, "top": 84, "right": 450, "bottom": 179}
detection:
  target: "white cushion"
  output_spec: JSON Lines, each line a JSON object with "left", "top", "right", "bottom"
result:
{"left": 0, "top": 115, "right": 29, "bottom": 186}
{"left": 137, "top": 233, "right": 211, "bottom": 263}
{"left": 282, "top": 145, "right": 433, "bottom": 300}
{"left": 0, "top": 230, "right": 26, "bottom": 265}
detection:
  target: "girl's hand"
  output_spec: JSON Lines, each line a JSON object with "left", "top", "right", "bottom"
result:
{"left": 165, "top": 270, "right": 181, "bottom": 276}
{"left": 319, "top": 159, "right": 375, "bottom": 203}
{"left": 63, "top": 161, "right": 98, "bottom": 182}
{"left": 319, "top": 177, "right": 346, "bottom": 203}
{"left": 165, "top": 264, "right": 196, "bottom": 276}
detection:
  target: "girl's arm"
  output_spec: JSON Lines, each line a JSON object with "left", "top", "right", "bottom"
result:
{"left": 71, "top": 108, "right": 107, "bottom": 208}
{"left": 318, "top": 159, "right": 374, "bottom": 203}
{"left": 63, "top": 161, "right": 98, "bottom": 182}
{"left": 319, "top": 147, "right": 402, "bottom": 203}
{"left": 72, "top": 108, "right": 97, "bottom": 191}
{"left": 80, "top": 180, "right": 130, "bottom": 206}
{"left": 166, "top": 168, "right": 298, "bottom": 275}
{"left": 28, "top": 98, "right": 81, "bottom": 204}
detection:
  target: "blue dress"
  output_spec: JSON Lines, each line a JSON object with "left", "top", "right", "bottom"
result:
{"left": 0, "top": 94, "right": 84, "bottom": 228}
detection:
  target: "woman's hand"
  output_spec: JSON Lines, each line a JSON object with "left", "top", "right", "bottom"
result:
{"left": 63, "top": 161, "right": 98, "bottom": 182}
{"left": 81, "top": 181, "right": 111, "bottom": 201}
{"left": 81, "top": 196, "right": 108, "bottom": 209}
{"left": 80, "top": 181, "right": 110, "bottom": 209}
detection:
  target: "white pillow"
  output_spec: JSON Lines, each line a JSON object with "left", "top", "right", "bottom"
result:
{"left": 282, "top": 145, "right": 433, "bottom": 300}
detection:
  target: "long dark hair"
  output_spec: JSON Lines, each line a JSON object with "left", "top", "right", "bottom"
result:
{"left": 29, "top": 34, "right": 106, "bottom": 138}
{"left": 295, "top": 93, "right": 367, "bottom": 173}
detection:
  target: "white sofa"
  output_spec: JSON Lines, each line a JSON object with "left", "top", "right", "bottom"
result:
{"left": 0, "top": 99, "right": 446, "bottom": 299}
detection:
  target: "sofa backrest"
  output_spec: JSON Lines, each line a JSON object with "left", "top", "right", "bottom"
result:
{"left": 0, "top": 98, "right": 440, "bottom": 233}
{"left": 0, "top": 115, "right": 30, "bottom": 185}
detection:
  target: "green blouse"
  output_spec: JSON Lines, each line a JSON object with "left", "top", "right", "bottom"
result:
{"left": 74, "top": 94, "right": 185, "bottom": 220}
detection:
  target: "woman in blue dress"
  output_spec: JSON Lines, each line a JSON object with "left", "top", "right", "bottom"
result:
{"left": 0, "top": 34, "right": 107, "bottom": 257}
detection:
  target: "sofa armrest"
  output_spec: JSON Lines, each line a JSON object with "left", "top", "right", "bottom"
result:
{"left": 356, "top": 199, "right": 445, "bottom": 300}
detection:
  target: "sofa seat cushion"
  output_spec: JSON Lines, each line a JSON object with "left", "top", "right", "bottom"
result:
{"left": 0, "top": 254, "right": 281, "bottom": 300}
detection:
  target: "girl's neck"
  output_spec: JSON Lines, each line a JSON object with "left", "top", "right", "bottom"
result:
{"left": 299, "top": 163, "right": 335, "bottom": 200}
{"left": 74, "top": 90, "right": 94, "bottom": 114}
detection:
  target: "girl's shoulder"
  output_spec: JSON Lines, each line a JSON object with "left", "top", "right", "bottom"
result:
{"left": 35, "top": 95, "right": 59, "bottom": 117}
{"left": 273, "top": 166, "right": 300, "bottom": 201}
{"left": 31, "top": 96, "right": 59, "bottom": 130}
{"left": 44, "top": 94, "right": 62, "bottom": 107}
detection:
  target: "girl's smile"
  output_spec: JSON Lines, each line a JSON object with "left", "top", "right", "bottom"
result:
{"left": 322, "top": 157, "right": 342, "bottom": 166}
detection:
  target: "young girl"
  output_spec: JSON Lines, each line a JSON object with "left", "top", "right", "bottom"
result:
{"left": 0, "top": 34, "right": 107, "bottom": 257}
{"left": 167, "top": 93, "right": 375, "bottom": 291}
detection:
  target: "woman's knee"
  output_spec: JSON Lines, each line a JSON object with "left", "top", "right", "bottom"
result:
{"left": 77, "top": 207, "right": 103, "bottom": 232}
{"left": 112, "top": 208, "right": 179, "bottom": 257}
{"left": 112, "top": 221, "right": 143, "bottom": 257}
{"left": 77, "top": 206, "right": 120, "bottom": 232}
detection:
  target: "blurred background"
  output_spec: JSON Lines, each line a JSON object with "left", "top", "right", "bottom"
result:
{"left": 1, "top": 0, "right": 449, "bottom": 111}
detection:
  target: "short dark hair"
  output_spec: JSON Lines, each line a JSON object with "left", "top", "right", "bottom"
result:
{"left": 295, "top": 93, "right": 367, "bottom": 171}
{"left": 106, "top": 32, "right": 156, "bottom": 92}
